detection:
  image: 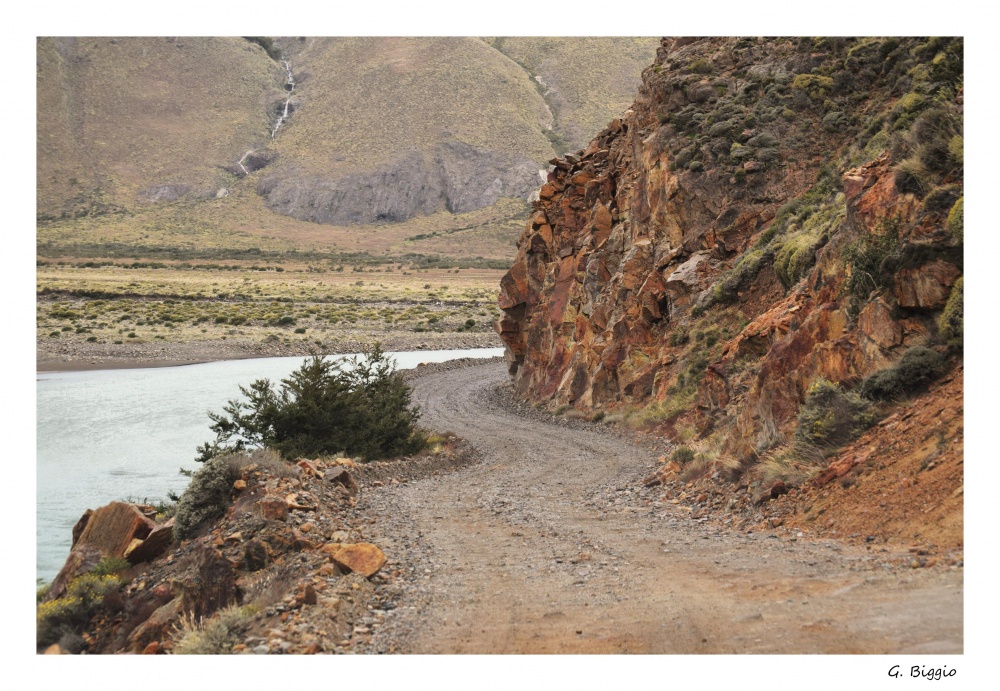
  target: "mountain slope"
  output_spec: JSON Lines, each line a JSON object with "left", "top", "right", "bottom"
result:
{"left": 37, "top": 37, "right": 283, "bottom": 219}
{"left": 37, "top": 36, "right": 659, "bottom": 255}
{"left": 489, "top": 37, "right": 658, "bottom": 153}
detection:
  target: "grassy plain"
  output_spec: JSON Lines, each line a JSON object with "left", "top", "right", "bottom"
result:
{"left": 37, "top": 261, "right": 506, "bottom": 354}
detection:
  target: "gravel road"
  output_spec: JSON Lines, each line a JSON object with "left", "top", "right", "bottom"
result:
{"left": 356, "top": 361, "right": 963, "bottom": 654}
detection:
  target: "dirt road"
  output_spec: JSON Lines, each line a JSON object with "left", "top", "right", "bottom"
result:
{"left": 360, "top": 361, "right": 963, "bottom": 654}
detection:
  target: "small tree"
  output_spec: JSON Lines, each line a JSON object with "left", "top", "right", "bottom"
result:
{"left": 196, "top": 343, "right": 425, "bottom": 463}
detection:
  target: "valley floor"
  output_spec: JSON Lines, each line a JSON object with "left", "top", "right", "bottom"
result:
{"left": 355, "top": 362, "right": 962, "bottom": 654}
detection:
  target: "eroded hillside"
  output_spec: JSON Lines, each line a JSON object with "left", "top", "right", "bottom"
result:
{"left": 37, "top": 36, "right": 657, "bottom": 263}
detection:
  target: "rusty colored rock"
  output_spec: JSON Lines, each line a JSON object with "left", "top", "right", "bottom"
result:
{"left": 74, "top": 502, "right": 155, "bottom": 559}
{"left": 894, "top": 260, "right": 961, "bottom": 310}
{"left": 259, "top": 496, "right": 289, "bottom": 521}
{"left": 296, "top": 459, "right": 323, "bottom": 478}
{"left": 326, "top": 466, "right": 359, "bottom": 495}
{"left": 859, "top": 298, "right": 903, "bottom": 349}
{"left": 127, "top": 599, "right": 181, "bottom": 653}
{"left": 125, "top": 517, "right": 175, "bottom": 564}
{"left": 71, "top": 509, "right": 92, "bottom": 548}
{"left": 328, "top": 543, "right": 387, "bottom": 578}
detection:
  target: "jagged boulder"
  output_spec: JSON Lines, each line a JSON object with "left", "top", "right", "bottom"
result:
{"left": 125, "top": 518, "right": 175, "bottom": 565}
{"left": 326, "top": 467, "right": 359, "bottom": 495}
{"left": 48, "top": 502, "right": 157, "bottom": 599}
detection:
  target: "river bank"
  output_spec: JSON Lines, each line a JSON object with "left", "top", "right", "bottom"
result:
{"left": 37, "top": 330, "right": 504, "bottom": 372}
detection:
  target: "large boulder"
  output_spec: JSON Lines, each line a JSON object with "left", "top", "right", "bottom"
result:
{"left": 327, "top": 543, "right": 387, "bottom": 578}
{"left": 75, "top": 502, "right": 155, "bottom": 557}
{"left": 48, "top": 502, "right": 157, "bottom": 599}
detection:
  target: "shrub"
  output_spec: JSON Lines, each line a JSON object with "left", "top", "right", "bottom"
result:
{"left": 795, "top": 379, "right": 874, "bottom": 448}
{"left": 173, "top": 605, "right": 258, "bottom": 655}
{"left": 860, "top": 346, "right": 947, "bottom": 401}
{"left": 947, "top": 197, "right": 963, "bottom": 242}
{"left": 91, "top": 557, "right": 130, "bottom": 577}
{"left": 671, "top": 446, "right": 696, "bottom": 464}
{"left": 842, "top": 216, "right": 901, "bottom": 302}
{"left": 174, "top": 454, "right": 242, "bottom": 539}
{"left": 37, "top": 574, "right": 121, "bottom": 649}
{"left": 243, "top": 37, "right": 281, "bottom": 61}
{"left": 757, "top": 442, "right": 827, "bottom": 487}
{"left": 790, "top": 73, "right": 834, "bottom": 98}
{"left": 689, "top": 59, "right": 713, "bottom": 74}
{"left": 195, "top": 343, "right": 425, "bottom": 464}
{"left": 774, "top": 231, "right": 822, "bottom": 288}
{"left": 938, "top": 277, "right": 963, "bottom": 348}
{"left": 894, "top": 157, "right": 931, "bottom": 196}
{"left": 922, "top": 185, "right": 961, "bottom": 214}
{"left": 949, "top": 135, "right": 963, "bottom": 165}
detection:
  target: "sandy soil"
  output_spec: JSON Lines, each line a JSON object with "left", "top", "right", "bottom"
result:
{"left": 358, "top": 362, "right": 963, "bottom": 654}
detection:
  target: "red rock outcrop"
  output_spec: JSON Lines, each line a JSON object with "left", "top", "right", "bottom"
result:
{"left": 497, "top": 37, "right": 963, "bottom": 469}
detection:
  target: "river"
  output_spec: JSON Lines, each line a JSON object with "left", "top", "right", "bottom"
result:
{"left": 36, "top": 347, "right": 503, "bottom": 583}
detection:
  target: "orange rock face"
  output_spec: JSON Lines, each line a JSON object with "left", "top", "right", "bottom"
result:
{"left": 496, "top": 37, "right": 963, "bottom": 469}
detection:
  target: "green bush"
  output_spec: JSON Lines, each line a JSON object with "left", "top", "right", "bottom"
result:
{"left": 174, "top": 454, "right": 242, "bottom": 539}
{"left": 860, "top": 346, "right": 947, "bottom": 401}
{"left": 37, "top": 574, "right": 121, "bottom": 649}
{"left": 947, "top": 197, "right": 963, "bottom": 242}
{"left": 195, "top": 343, "right": 425, "bottom": 464}
{"left": 671, "top": 446, "right": 696, "bottom": 464}
{"left": 775, "top": 231, "right": 822, "bottom": 288}
{"left": 795, "top": 379, "right": 874, "bottom": 448}
{"left": 91, "top": 557, "right": 130, "bottom": 577}
{"left": 790, "top": 73, "right": 834, "bottom": 98}
{"left": 842, "top": 216, "right": 901, "bottom": 302}
{"left": 938, "top": 277, "right": 963, "bottom": 348}
{"left": 922, "top": 185, "right": 962, "bottom": 213}
{"left": 894, "top": 157, "right": 931, "bottom": 196}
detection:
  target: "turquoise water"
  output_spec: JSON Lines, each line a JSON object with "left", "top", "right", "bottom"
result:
{"left": 36, "top": 347, "right": 503, "bottom": 582}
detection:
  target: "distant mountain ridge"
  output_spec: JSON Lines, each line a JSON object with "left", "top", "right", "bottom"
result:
{"left": 36, "top": 37, "right": 658, "bottom": 233}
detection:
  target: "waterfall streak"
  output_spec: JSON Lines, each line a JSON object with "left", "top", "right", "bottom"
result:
{"left": 271, "top": 60, "right": 296, "bottom": 139}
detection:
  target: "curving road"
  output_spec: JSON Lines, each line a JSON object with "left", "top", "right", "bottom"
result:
{"left": 363, "top": 361, "right": 963, "bottom": 654}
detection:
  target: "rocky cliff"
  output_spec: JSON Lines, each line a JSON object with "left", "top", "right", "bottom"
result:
{"left": 498, "top": 37, "right": 963, "bottom": 472}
